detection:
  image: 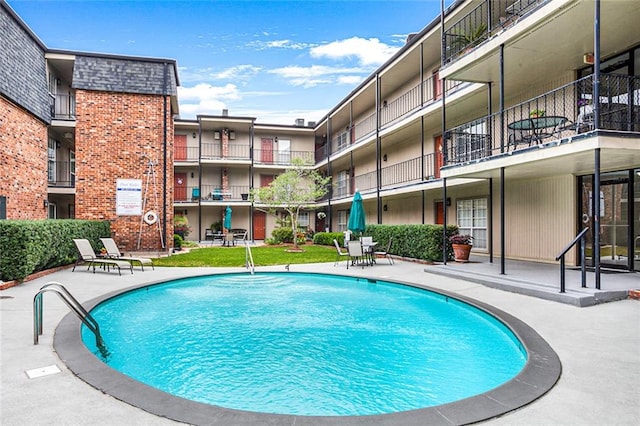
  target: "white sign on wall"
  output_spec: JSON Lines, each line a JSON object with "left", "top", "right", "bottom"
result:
{"left": 116, "top": 179, "right": 142, "bottom": 215}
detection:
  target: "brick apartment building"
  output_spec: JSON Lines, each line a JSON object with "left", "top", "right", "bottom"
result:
{"left": 1, "top": 1, "right": 178, "bottom": 251}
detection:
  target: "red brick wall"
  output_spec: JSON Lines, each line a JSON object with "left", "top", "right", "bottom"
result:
{"left": 0, "top": 96, "right": 48, "bottom": 219}
{"left": 74, "top": 90, "right": 174, "bottom": 251}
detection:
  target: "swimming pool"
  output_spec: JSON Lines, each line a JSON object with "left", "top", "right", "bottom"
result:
{"left": 56, "top": 271, "right": 561, "bottom": 425}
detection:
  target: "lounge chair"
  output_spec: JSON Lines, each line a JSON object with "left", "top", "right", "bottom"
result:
{"left": 100, "top": 238, "right": 154, "bottom": 271}
{"left": 333, "top": 239, "right": 349, "bottom": 266}
{"left": 72, "top": 239, "right": 133, "bottom": 275}
{"left": 374, "top": 237, "right": 394, "bottom": 265}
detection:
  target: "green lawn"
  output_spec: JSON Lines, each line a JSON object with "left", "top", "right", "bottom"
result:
{"left": 153, "top": 244, "right": 337, "bottom": 267}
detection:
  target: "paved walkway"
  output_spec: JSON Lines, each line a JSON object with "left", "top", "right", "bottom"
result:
{"left": 1, "top": 260, "right": 639, "bottom": 425}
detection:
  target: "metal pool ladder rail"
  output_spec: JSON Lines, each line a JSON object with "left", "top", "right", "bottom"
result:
{"left": 244, "top": 236, "right": 255, "bottom": 275}
{"left": 33, "top": 282, "right": 104, "bottom": 348}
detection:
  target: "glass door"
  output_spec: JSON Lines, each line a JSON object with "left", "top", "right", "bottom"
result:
{"left": 580, "top": 171, "right": 634, "bottom": 270}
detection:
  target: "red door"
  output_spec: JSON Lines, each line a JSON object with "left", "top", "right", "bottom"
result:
{"left": 175, "top": 173, "right": 187, "bottom": 202}
{"left": 175, "top": 135, "right": 187, "bottom": 161}
{"left": 434, "top": 135, "right": 444, "bottom": 179}
{"left": 261, "top": 138, "right": 273, "bottom": 163}
{"left": 260, "top": 174, "right": 274, "bottom": 188}
{"left": 433, "top": 69, "right": 443, "bottom": 100}
{"left": 435, "top": 201, "right": 444, "bottom": 224}
{"left": 253, "top": 211, "right": 266, "bottom": 240}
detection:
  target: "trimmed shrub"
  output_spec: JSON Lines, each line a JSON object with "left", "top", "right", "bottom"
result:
{"left": 313, "top": 232, "right": 345, "bottom": 246}
{"left": 364, "top": 224, "right": 458, "bottom": 262}
{"left": 0, "top": 219, "right": 110, "bottom": 282}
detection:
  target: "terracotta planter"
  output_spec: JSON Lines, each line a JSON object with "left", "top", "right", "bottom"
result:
{"left": 452, "top": 243, "right": 472, "bottom": 262}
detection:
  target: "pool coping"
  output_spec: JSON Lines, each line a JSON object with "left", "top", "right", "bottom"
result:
{"left": 54, "top": 272, "right": 562, "bottom": 426}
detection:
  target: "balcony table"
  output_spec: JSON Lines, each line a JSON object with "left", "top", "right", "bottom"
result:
{"left": 507, "top": 116, "right": 569, "bottom": 148}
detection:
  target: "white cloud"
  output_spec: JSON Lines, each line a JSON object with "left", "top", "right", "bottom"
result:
{"left": 269, "top": 65, "right": 368, "bottom": 88}
{"left": 248, "top": 39, "right": 314, "bottom": 51}
{"left": 214, "top": 65, "right": 262, "bottom": 80}
{"left": 310, "top": 36, "right": 400, "bottom": 66}
{"left": 337, "top": 75, "right": 365, "bottom": 85}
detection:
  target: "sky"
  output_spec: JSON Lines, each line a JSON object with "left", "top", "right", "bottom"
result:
{"left": 9, "top": 0, "right": 453, "bottom": 125}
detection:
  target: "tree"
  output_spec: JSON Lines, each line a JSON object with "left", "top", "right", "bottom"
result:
{"left": 251, "top": 158, "right": 331, "bottom": 249}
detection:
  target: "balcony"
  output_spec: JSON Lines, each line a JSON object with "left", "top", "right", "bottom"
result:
{"left": 174, "top": 146, "right": 200, "bottom": 163}
{"left": 354, "top": 154, "right": 438, "bottom": 192}
{"left": 253, "top": 149, "right": 314, "bottom": 166}
{"left": 444, "top": 73, "right": 640, "bottom": 166}
{"left": 201, "top": 143, "right": 250, "bottom": 160}
{"left": 200, "top": 185, "right": 250, "bottom": 201}
{"left": 317, "top": 76, "right": 465, "bottom": 163}
{"left": 48, "top": 161, "right": 74, "bottom": 187}
{"left": 443, "top": 0, "right": 545, "bottom": 65}
{"left": 51, "top": 92, "right": 76, "bottom": 120}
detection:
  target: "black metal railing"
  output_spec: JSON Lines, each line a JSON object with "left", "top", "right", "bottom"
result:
{"left": 47, "top": 161, "right": 74, "bottom": 187}
{"left": 200, "top": 185, "right": 250, "bottom": 201}
{"left": 445, "top": 73, "right": 640, "bottom": 165}
{"left": 443, "top": 0, "right": 545, "bottom": 64}
{"left": 555, "top": 227, "right": 589, "bottom": 293}
{"left": 201, "top": 143, "right": 250, "bottom": 160}
{"left": 253, "top": 149, "right": 314, "bottom": 165}
{"left": 51, "top": 92, "right": 76, "bottom": 120}
{"left": 352, "top": 153, "right": 438, "bottom": 193}
{"left": 175, "top": 185, "right": 200, "bottom": 202}
{"left": 175, "top": 146, "right": 200, "bottom": 162}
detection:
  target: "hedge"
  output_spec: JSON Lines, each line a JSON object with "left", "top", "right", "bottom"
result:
{"left": 314, "top": 224, "right": 458, "bottom": 262}
{"left": 0, "top": 220, "right": 110, "bottom": 282}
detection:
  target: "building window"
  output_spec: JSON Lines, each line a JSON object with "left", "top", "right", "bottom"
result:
{"left": 335, "top": 170, "right": 349, "bottom": 197}
{"left": 298, "top": 211, "right": 309, "bottom": 227}
{"left": 278, "top": 138, "right": 291, "bottom": 164}
{"left": 456, "top": 198, "right": 487, "bottom": 250}
{"left": 48, "top": 137, "right": 57, "bottom": 182}
{"left": 337, "top": 131, "right": 349, "bottom": 151}
{"left": 337, "top": 210, "right": 347, "bottom": 232}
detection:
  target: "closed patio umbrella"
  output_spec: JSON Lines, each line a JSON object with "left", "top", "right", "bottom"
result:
{"left": 223, "top": 206, "right": 232, "bottom": 231}
{"left": 347, "top": 191, "right": 366, "bottom": 235}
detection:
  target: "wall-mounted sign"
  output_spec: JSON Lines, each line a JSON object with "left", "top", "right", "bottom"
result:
{"left": 116, "top": 179, "right": 142, "bottom": 215}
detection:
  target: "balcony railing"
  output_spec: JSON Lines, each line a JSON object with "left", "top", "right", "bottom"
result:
{"left": 253, "top": 149, "right": 314, "bottom": 166}
{"left": 201, "top": 143, "right": 250, "bottom": 160}
{"left": 174, "top": 146, "right": 200, "bottom": 162}
{"left": 317, "top": 77, "right": 466, "bottom": 163}
{"left": 444, "top": 73, "right": 640, "bottom": 166}
{"left": 51, "top": 92, "right": 76, "bottom": 120}
{"left": 443, "top": 0, "right": 545, "bottom": 64}
{"left": 48, "top": 161, "right": 74, "bottom": 187}
{"left": 353, "top": 153, "right": 438, "bottom": 193}
{"left": 200, "top": 185, "right": 250, "bottom": 201}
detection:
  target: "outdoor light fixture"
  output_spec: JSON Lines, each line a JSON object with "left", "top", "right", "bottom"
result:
{"left": 383, "top": 154, "right": 387, "bottom": 161}
{"left": 43, "top": 200, "right": 49, "bottom": 208}
{"left": 383, "top": 204, "right": 388, "bottom": 211}
{"left": 274, "top": 137, "right": 278, "bottom": 143}
{"left": 192, "top": 132, "right": 196, "bottom": 138}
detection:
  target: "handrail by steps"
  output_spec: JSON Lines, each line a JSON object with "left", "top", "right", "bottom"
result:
{"left": 243, "top": 233, "right": 255, "bottom": 274}
{"left": 33, "top": 282, "right": 106, "bottom": 352}
{"left": 555, "top": 228, "right": 589, "bottom": 293}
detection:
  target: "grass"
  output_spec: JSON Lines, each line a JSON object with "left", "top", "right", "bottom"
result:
{"left": 153, "top": 244, "right": 337, "bottom": 267}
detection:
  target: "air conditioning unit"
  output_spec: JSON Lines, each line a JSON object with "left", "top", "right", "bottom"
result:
{"left": 295, "top": 118, "right": 305, "bottom": 126}
{"left": 307, "top": 121, "right": 316, "bottom": 127}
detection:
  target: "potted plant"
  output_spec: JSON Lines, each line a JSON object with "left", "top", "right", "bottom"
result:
{"left": 449, "top": 234, "right": 473, "bottom": 262}
{"left": 530, "top": 109, "right": 545, "bottom": 118}
{"left": 452, "top": 22, "right": 488, "bottom": 53}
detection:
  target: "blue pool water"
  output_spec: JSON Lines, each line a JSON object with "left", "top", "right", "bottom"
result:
{"left": 82, "top": 273, "right": 526, "bottom": 416}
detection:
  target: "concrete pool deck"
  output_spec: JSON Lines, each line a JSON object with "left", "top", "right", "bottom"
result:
{"left": 1, "top": 260, "right": 639, "bottom": 425}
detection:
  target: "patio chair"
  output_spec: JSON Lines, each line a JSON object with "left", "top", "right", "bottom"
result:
{"left": 100, "top": 238, "right": 154, "bottom": 271}
{"left": 333, "top": 239, "right": 349, "bottom": 266}
{"left": 374, "top": 238, "right": 394, "bottom": 265}
{"left": 72, "top": 239, "right": 133, "bottom": 275}
{"left": 347, "top": 240, "right": 365, "bottom": 269}
{"left": 507, "top": 127, "right": 532, "bottom": 151}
